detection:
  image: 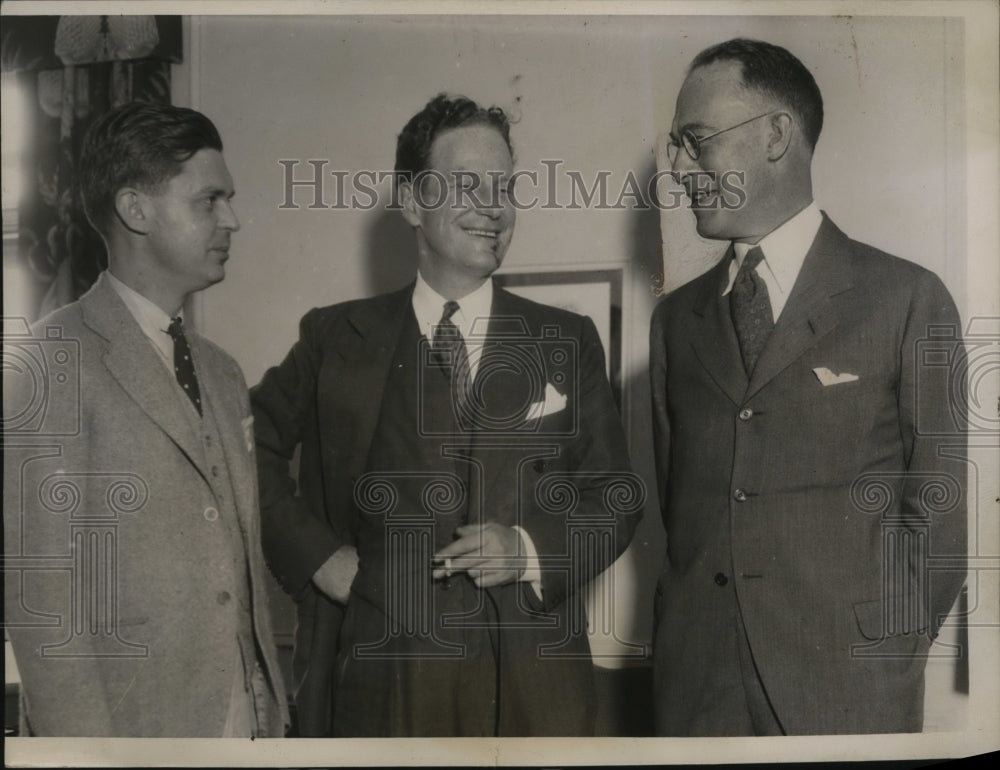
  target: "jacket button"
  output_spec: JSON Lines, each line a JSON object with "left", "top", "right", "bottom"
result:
{"left": 714, "top": 572, "right": 728, "bottom": 586}
{"left": 204, "top": 506, "right": 219, "bottom": 521}
{"left": 733, "top": 489, "right": 747, "bottom": 502}
{"left": 738, "top": 407, "right": 754, "bottom": 421}
{"left": 217, "top": 591, "right": 231, "bottom": 605}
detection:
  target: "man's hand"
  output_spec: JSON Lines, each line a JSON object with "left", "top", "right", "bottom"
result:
{"left": 432, "top": 522, "right": 523, "bottom": 588}
{"left": 311, "top": 545, "right": 359, "bottom": 604}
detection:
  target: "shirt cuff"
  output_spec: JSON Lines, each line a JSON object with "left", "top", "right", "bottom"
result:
{"left": 512, "top": 525, "right": 543, "bottom": 601}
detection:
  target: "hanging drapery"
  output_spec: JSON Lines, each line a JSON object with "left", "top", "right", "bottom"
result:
{"left": 2, "top": 15, "right": 182, "bottom": 320}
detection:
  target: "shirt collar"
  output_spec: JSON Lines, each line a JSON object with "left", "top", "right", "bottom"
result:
{"left": 730, "top": 201, "right": 822, "bottom": 294}
{"left": 411, "top": 272, "right": 494, "bottom": 340}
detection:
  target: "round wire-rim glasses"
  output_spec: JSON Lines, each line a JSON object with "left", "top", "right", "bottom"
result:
{"left": 667, "top": 111, "right": 778, "bottom": 164}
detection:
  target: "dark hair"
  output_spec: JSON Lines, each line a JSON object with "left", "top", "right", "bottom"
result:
{"left": 690, "top": 38, "right": 824, "bottom": 150}
{"left": 78, "top": 101, "right": 223, "bottom": 237}
{"left": 394, "top": 93, "right": 512, "bottom": 191}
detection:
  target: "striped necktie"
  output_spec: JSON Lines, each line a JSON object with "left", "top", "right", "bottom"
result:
{"left": 431, "top": 300, "right": 472, "bottom": 409}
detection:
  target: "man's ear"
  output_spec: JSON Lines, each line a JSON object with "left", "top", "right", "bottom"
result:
{"left": 766, "top": 112, "right": 794, "bottom": 161}
{"left": 398, "top": 180, "right": 421, "bottom": 228}
{"left": 113, "top": 188, "right": 152, "bottom": 234}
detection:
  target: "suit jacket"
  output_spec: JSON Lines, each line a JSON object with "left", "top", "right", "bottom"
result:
{"left": 3, "top": 273, "right": 288, "bottom": 737}
{"left": 251, "top": 280, "right": 640, "bottom": 736}
{"left": 649, "top": 215, "right": 967, "bottom": 735}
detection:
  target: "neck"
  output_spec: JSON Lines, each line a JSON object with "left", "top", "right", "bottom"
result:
{"left": 736, "top": 177, "right": 813, "bottom": 244}
{"left": 418, "top": 266, "right": 491, "bottom": 301}
{"left": 108, "top": 259, "right": 186, "bottom": 317}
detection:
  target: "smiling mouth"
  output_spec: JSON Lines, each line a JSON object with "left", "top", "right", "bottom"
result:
{"left": 464, "top": 228, "right": 499, "bottom": 239}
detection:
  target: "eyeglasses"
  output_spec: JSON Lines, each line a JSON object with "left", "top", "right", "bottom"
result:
{"left": 667, "top": 111, "right": 776, "bottom": 164}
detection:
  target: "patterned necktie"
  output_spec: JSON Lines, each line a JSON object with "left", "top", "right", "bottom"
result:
{"left": 431, "top": 300, "right": 472, "bottom": 408}
{"left": 729, "top": 245, "right": 774, "bottom": 375}
{"left": 167, "top": 317, "right": 202, "bottom": 415}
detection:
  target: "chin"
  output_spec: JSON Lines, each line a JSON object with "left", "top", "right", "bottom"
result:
{"left": 693, "top": 211, "right": 734, "bottom": 242}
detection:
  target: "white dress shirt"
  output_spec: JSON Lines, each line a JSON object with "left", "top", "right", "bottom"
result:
{"left": 411, "top": 271, "right": 493, "bottom": 382}
{"left": 106, "top": 270, "right": 178, "bottom": 374}
{"left": 412, "top": 272, "right": 543, "bottom": 597}
{"left": 724, "top": 201, "right": 823, "bottom": 322}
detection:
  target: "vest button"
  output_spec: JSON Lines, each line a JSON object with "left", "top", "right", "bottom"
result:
{"left": 714, "top": 572, "right": 729, "bottom": 586}
{"left": 733, "top": 488, "right": 747, "bottom": 502}
{"left": 204, "top": 506, "right": 219, "bottom": 521}
{"left": 738, "top": 407, "right": 754, "bottom": 421}
{"left": 211, "top": 465, "right": 220, "bottom": 478}
{"left": 217, "top": 591, "right": 231, "bottom": 605}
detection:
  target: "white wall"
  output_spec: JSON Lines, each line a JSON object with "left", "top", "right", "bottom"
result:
{"left": 185, "top": 14, "right": 967, "bottom": 675}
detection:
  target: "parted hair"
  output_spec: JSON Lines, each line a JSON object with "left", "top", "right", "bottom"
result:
{"left": 79, "top": 101, "right": 223, "bottom": 236}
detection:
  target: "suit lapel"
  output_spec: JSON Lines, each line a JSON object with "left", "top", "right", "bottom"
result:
{"left": 689, "top": 252, "right": 748, "bottom": 406}
{"left": 473, "top": 287, "right": 548, "bottom": 508}
{"left": 333, "top": 286, "right": 413, "bottom": 481}
{"left": 746, "top": 215, "right": 852, "bottom": 399}
{"left": 82, "top": 275, "right": 209, "bottom": 479}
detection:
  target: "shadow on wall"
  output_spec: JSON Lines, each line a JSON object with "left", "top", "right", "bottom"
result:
{"left": 362, "top": 208, "right": 417, "bottom": 296}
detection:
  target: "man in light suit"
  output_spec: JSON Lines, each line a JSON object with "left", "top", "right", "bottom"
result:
{"left": 649, "top": 39, "right": 967, "bottom": 735}
{"left": 3, "top": 102, "right": 288, "bottom": 736}
{"left": 252, "top": 94, "right": 641, "bottom": 737}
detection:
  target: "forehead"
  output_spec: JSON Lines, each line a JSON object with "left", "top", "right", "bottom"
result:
{"left": 673, "top": 60, "right": 760, "bottom": 130}
{"left": 427, "top": 124, "right": 513, "bottom": 173}
{"left": 163, "top": 148, "right": 234, "bottom": 194}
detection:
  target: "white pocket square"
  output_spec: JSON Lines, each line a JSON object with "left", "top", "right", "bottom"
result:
{"left": 813, "top": 367, "right": 859, "bottom": 386}
{"left": 525, "top": 383, "right": 567, "bottom": 422}
{"left": 241, "top": 415, "right": 255, "bottom": 453}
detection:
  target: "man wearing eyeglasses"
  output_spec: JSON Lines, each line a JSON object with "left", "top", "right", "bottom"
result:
{"left": 649, "top": 38, "right": 967, "bottom": 735}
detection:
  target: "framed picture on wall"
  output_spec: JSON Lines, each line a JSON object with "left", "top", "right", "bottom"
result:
{"left": 495, "top": 267, "right": 623, "bottom": 411}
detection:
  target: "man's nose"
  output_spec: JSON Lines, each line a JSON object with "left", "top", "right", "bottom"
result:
{"left": 219, "top": 200, "right": 241, "bottom": 231}
{"left": 670, "top": 146, "right": 698, "bottom": 176}
{"left": 474, "top": 196, "right": 503, "bottom": 217}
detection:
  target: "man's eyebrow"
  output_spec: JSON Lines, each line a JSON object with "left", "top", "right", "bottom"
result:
{"left": 678, "top": 121, "right": 713, "bottom": 133}
{"left": 194, "top": 185, "right": 235, "bottom": 198}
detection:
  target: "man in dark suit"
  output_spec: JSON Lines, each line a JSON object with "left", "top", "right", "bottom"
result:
{"left": 3, "top": 103, "right": 288, "bottom": 736}
{"left": 252, "top": 94, "right": 640, "bottom": 737}
{"left": 649, "top": 39, "right": 967, "bottom": 735}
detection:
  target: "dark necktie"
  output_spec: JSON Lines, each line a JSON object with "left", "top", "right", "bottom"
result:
{"left": 167, "top": 317, "right": 202, "bottom": 415}
{"left": 729, "top": 245, "right": 774, "bottom": 375}
{"left": 431, "top": 300, "right": 472, "bottom": 408}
